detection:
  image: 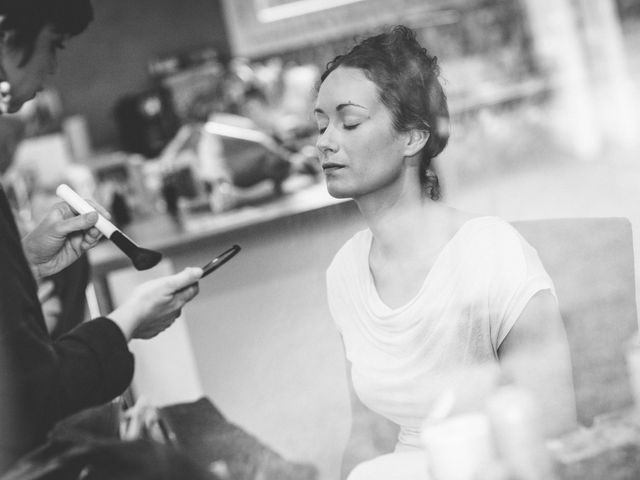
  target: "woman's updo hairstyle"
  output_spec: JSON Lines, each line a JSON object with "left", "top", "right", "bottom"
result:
{"left": 0, "top": 0, "right": 93, "bottom": 66}
{"left": 320, "top": 25, "right": 449, "bottom": 200}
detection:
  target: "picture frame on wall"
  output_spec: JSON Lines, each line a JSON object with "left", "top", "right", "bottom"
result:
{"left": 221, "top": 0, "right": 448, "bottom": 59}
{"left": 254, "top": 0, "right": 365, "bottom": 23}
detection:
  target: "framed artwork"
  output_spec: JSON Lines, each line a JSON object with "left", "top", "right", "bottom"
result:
{"left": 221, "top": 0, "right": 447, "bottom": 58}
{"left": 254, "top": 0, "right": 366, "bottom": 23}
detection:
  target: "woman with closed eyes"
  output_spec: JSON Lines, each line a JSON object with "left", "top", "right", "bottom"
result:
{"left": 315, "top": 25, "right": 577, "bottom": 479}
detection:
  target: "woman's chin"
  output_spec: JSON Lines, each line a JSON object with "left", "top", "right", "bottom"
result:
{"left": 323, "top": 177, "right": 353, "bottom": 199}
{"left": 325, "top": 184, "right": 352, "bottom": 199}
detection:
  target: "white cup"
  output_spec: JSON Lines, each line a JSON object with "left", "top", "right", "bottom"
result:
{"left": 421, "top": 413, "right": 495, "bottom": 480}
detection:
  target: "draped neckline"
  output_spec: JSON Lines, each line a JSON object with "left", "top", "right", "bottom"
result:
{"left": 360, "top": 216, "right": 493, "bottom": 317}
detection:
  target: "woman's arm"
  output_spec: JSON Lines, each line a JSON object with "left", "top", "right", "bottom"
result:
{"left": 340, "top": 360, "right": 399, "bottom": 480}
{"left": 497, "top": 290, "right": 577, "bottom": 437}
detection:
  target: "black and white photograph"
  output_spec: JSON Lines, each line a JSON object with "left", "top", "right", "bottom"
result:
{"left": 2, "top": 1, "right": 640, "bottom": 479}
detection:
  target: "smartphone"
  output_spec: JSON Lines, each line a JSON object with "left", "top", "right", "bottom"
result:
{"left": 201, "top": 244, "right": 241, "bottom": 278}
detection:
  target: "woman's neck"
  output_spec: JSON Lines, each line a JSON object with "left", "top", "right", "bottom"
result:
{"left": 356, "top": 177, "right": 441, "bottom": 259}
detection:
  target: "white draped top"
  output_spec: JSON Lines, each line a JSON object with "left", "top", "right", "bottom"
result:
{"left": 326, "top": 216, "right": 555, "bottom": 449}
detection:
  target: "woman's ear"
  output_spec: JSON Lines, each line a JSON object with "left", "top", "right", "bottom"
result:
{"left": 403, "top": 129, "right": 430, "bottom": 159}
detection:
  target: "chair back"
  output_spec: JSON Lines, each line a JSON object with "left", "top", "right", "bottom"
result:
{"left": 513, "top": 217, "right": 638, "bottom": 425}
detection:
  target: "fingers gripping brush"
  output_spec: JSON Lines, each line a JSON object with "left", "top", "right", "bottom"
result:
{"left": 56, "top": 184, "right": 163, "bottom": 271}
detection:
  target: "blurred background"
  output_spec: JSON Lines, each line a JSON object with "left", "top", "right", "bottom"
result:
{"left": 2, "top": 0, "right": 640, "bottom": 225}
{"left": 2, "top": 1, "right": 640, "bottom": 479}
{"left": 1, "top": 0, "right": 639, "bottom": 228}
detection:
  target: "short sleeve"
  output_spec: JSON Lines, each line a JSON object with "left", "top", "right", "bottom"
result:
{"left": 481, "top": 223, "right": 556, "bottom": 348}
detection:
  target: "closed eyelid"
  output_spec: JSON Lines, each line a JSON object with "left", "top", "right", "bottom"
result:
{"left": 342, "top": 112, "right": 366, "bottom": 121}
{"left": 314, "top": 105, "right": 366, "bottom": 130}
{"left": 341, "top": 114, "right": 367, "bottom": 129}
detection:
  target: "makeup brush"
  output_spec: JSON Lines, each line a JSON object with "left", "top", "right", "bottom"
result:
{"left": 56, "top": 184, "right": 162, "bottom": 271}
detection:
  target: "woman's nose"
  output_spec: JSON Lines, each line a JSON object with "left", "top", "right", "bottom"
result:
{"left": 316, "top": 127, "right": 338, "bottom": 155}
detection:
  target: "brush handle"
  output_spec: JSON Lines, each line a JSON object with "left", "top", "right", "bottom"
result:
{"left": 56, "top": 184, "right": 117, "bottom": 237}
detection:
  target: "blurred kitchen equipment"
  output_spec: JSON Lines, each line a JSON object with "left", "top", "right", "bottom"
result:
{"left": 201, "top": 118, "right": 291, "bottom": 190}
{"left": 157, "top": 124, "right": 208, "bottom": 215}
{"left": 114, "top": 88, "right": 179, "bottom": 158}
{"left": 150, "top": 46, "right": 225, "bottom": 124}
{"left": 62, "top": 115, "right": 93, "bottom": 163}
{"left": 157, "top": 115, "right": 300, "bottom": 215}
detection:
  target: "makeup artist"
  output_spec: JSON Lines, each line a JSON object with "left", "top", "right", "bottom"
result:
{"left": 0, "top": 0, "right": 202, "bottom": 471}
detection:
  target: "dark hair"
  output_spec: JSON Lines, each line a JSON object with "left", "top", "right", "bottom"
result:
{"left": 0, "top": 0, "right": 94, "bottom": 66}
{"left": 320, "top": 25, "right": 449, "bottom": 200}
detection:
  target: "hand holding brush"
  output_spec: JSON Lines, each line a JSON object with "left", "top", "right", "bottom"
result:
{"left": 56, "top": 184, "right": 163, "bottom": 271}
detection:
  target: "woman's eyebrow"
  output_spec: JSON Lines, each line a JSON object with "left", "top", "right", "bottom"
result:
{"left": 337, "top": 102, "right": 367, "bottom": 111}
{"left": 314, "top": 102, "right": 367, "bottom": 115}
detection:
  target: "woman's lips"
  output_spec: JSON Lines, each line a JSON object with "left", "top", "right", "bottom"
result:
{"left": 322, "top": 162, "right": 345, "bottom": 173}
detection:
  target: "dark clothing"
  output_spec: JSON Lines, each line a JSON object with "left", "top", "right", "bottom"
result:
{"left": 0, "top": 188, "right": 134, "bottom": 472}
{"left": 48, "top": 255, "right": 91, "bottom": 339}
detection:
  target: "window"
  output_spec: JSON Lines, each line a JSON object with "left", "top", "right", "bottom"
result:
{"left": 254, "top": 0, "right": 366, "bottom": 23}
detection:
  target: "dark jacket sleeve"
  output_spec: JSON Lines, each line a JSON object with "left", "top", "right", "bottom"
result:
{"left": 33, "top": 317, "right": 135, "bottom": 428}
{"left": 0, "top": 191, "right": 134, "bottom": 456}
{"left": 0, "top": 255, "right": 135, "bottom": 445}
